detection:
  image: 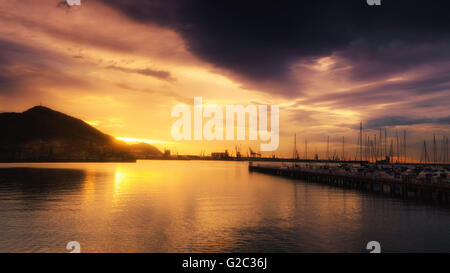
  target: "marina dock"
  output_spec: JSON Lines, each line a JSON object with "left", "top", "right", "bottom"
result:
{"left": 249, "top": 164, "right": 450, "bottom": 205}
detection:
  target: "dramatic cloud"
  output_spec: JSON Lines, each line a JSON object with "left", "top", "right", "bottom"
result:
{"left": 364, "top": 116, "right": 450, "bottom": 130}
{"left": 0, "top": 0, "right": 449, "bottom": 157}
{"left": 107, "top": 65, "right": 175, "bottom": 81}
{"left": 303, "top": 66, "right": 450, "bottom": 108}
{"left": 0, "top": 38, "right": 91, "bottom": 96}
{"left": 102, "top": 0, "right": 450, "bottom": 96}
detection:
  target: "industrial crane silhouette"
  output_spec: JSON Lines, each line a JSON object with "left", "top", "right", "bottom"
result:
{"left": 249, "top": 147, "right": 261, "bottom": 158}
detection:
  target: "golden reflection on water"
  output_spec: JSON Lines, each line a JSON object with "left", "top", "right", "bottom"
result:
{"left": 101, "top": 161, "right": 366, "bottom": 252}
{"left": 108, "top": 162, "right": 266, "bottom": 252}
{"left": 82, "top": 169, "right": 97, "bottom": 205}
{"left": 0, "top": 161, "right": 450, "bottom": 252}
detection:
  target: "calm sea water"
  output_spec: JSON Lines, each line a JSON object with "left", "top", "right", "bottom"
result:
{"left": 0, "top": 160, "right": 449, "bottom": 253}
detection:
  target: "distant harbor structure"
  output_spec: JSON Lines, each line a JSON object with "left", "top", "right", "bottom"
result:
{"left": 249, "top": 163, "right": 450, "bottom": 205}
{"left": 211, "top": 150, "right": 230, "bottom": 160}
{"left": 247, "top": 121, "right": 449, "bottom": 206}
{"left": 155, "top": 121, "right": 448, "bottom": 166}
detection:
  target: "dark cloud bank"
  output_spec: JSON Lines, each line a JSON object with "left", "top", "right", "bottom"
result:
{"left": 364, "top": 116, "right": 450, "bottom": 130}
{"left": 102, "top": 0, "right": 450, "bottom": 96}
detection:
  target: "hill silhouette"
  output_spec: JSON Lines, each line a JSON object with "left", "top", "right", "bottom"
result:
{"left": 0, "top": 106, "right": 161, "bottom": 162}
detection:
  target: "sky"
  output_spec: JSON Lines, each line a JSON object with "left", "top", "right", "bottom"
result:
{"left": 0, "top": 0, "right": 449, "bottom": 160}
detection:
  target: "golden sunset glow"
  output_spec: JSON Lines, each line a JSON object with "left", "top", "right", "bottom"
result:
{"left": 0, "top": 0, "right": 448, "bottom": 160}
{"left": 1, "top": 0, "right": 450, "bottom": 256}
{"left": 115, "top": 137, "right": 169, "bottom": 145}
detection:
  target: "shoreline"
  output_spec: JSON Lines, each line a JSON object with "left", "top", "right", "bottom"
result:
{"left": 0, "top": 158, "right": 449, "bottom": 167}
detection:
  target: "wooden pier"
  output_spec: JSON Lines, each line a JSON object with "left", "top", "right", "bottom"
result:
{"left": 249, "top": 165, "right": 450, "bottom": 205}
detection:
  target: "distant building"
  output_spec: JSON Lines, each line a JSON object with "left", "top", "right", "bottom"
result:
{"left": 377, "top": 156, "right": 391, "bottom": 164}
{"left": 211, "top": 150, "right": 229, "bottom": 159}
